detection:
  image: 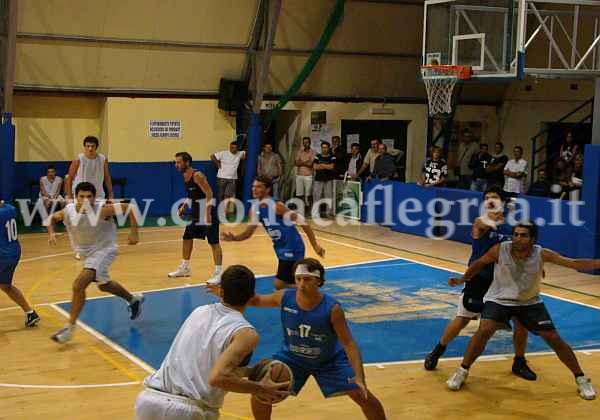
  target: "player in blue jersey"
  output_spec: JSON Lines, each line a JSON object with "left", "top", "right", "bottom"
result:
{"left": 0, "top": 201, "right": 40, "bottom": 327}
{"left": 248, "top": 258, "right": 386, "bottom": 420}
{"left": 424, "top": 186, "right": 536, "bottom": 380}
{"left": 222, "top": 175, "right": 325, "bottom": 290}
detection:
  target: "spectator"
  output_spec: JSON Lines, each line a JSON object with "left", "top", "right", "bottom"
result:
{"left": 559, "top": 131, "right": 580, "bottom": 163}
{"left": 347, "top": 143, "right": 363, "bottom": 180}
{"left": 257, "top": 143, "right": 282, "bottom": 198}
{"left": 469, "top": 143, "right": 493, "bottom": 192}
{"left": 503, "top": 146, "right": 528, "bottom": 197}
{"left": 486, "top": 141, "right": 508, "bottom": 189}
{"left": 549, "top": 158, "right": 572, "bottom": 200}
{"left": 39, "top": 165, "right": 65, "bottom": 213}
{"left": 527, "top": 168, "right": 551, "bottom": 197}
{"left": 312, "top": 141, "right": 336, "bottom": 217}
{"left": 370, "top": 143, "right": 397, "bottom": 181}
{"left": 568, "top": 153, "right": 584, "bottom": 200}
{"left": 294, "top": 136, "right": 315, "bottom": 210}
{"left": 210, "top": 141, "right": 246, "bottom": 215}
{"left": 331, "top": 135, "right": 347, "bottom": 179}
{"left": 417, "top": 146, "right": 448, "bottom": 188}
{"left": 357, "top": 138, "right": 403, "bottom": 179}
{"left": 455, "top": 130, "right": 479, "bottom": 189}
{"left": 65, "top": 135, "right": 113, "bottom": 201}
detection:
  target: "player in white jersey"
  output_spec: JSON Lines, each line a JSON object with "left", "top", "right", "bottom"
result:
{"left": 46, "top": 182, "right": 143, "bottom": 344}
{"left": 446, "top": 222, "right": 600, "bottom": 400}
{"left": 135, "top": 265, "right": 289, "bottom": 420}
{"left": 65, "top": 136, "right": 113, "bottom": 201}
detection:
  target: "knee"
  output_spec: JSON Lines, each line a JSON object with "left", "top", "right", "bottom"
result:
{"left": 539, "top": 330, "right": 560, "bottom": 343}
{"left": 0, "top": 283, "right": 11, "bottom": 292}
{"left": 97, "top": 282, "right": 111, "bottom": 292}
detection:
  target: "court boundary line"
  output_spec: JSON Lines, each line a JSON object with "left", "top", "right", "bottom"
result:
{"left": 0, "top": 382, "right": 140, "bottom": 389}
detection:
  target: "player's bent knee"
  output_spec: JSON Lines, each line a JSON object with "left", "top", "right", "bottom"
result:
{"left": 97, "top": 281, "right": 112, "bottom": 292}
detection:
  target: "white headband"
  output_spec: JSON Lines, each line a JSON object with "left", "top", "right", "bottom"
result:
{"left": 295, "top": 264, "right": 321, "bottom": 278}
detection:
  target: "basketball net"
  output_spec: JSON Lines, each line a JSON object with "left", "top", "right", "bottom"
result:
{"left": 421, "top": 65, "right": 471, "bottom": 119}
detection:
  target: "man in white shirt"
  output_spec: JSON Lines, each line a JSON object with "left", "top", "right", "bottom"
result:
{"left": 39, "top": 165, "right": 64, "bottom": 213}
{"left": 65, "top": 136, "right": 113, "bottom": 202}
{"left": 503, "top": 146, "right": 528, "bottom": 197}
{"left": 211, "top": 142, "right": 246, "bottom": 215}
{"left": 135, "top": 265, "right": 289, "bottom": 420}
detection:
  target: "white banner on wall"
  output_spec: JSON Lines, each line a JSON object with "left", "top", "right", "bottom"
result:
{"left": 149, "top": 121, "right": 182, "bottom": 138}
{"left": 310, "top": 123, "right": 332, "bottom": 153}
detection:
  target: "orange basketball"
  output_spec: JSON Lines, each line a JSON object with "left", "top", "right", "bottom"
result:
{"left": 254, "top": 360, "right": 294, "bottom": 404}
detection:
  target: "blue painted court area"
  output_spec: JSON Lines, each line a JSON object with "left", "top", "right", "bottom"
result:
{"left": 58, "top": 259, "right": 600, "bottom": 370}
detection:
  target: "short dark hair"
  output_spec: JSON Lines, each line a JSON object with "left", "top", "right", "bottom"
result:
{"left": 321, "top": 141, "right": 331, "bottom": 148}
{"left": 47, "top": 165, "right": 56, "bottom": 171}
{"left": 293, "top": 258, "right": 325, "bottom": 287}
{"left": 332, "top": 135, "right": 341, "bottom": 140}
{"left": 254, "top": 175, "right": 273, "bottom": 191}
{"left": 175, "top": 152, "right": 193, "bottom": 164}
{"left": 379, "top": 143, "right": 388, "bottom": 151}
{"left": 83, "top": 136, "right": 99, "bottom": 147}
{"left": 351, "top": 142, "right": 360, "bottom": 149}
{"left": 371, "top": 138, "right": 382, "bottom": 144}
{"left": 221, "top": 265, "right": 256, "bottom": 306}
{"left": 483, "top": 185, "right": 505, "bottom": 202}
{"left": 514, "top": 146, "right": 523, "bottom": 153}
{"left": 480, "top": 143, "right": 489, "bottom": 149}
{"left": 495, "top": 142, "right": 504, "bottom": 150}
{"left": 230, "top": 141, "right": 238, "bottom": 146}
{"left": 75, "top": 181, "right": 96, "bottom": 197}
{"left": 302, "top": 136, "right": 310, "bottom": 141}
{"left": 513, "top": 221, "right": 538, "bottom": 241}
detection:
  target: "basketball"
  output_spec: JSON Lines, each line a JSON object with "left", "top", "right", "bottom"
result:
{"left": 252, "top": 360, "right": 294, "bottom": 405}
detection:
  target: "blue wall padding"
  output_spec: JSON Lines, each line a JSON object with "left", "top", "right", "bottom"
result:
{"left": 0, "top": 114, "right": 16, "bottom": 201}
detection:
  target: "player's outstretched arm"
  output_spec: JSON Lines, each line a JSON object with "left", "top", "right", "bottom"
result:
{"left": 449, "top": 244, "right": 500, "bottom": 286}
{"left": 65, "top": 159, "right": 80, "bottom": 199}
{"left": 541, "top": 249, "right": 600, "bottom": 271}
{"left": 247, "top": 290, "right": 285, "bottom": 308}
{"left": 222, "top": 208, "right": 259, "bottom": 242}
{"left": 279, "top": 204, "right": 324, "bottom": 257}
{"left": 46, "top": 210, "right": 65, "bottom": 245}
{"left": 331, "top": 304, "right": 368, "bottom": 400}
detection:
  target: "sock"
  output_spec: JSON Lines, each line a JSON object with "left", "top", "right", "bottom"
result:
{"left": 181, "top": 259, "right": 190, "bottom": 267}
{"left": 26, "top": 310, "right": 34, "bottom": 315}
{"left": 214, "top": 265, "right": 222, "bottom": 275}
{"left": 437, "top": 343, "right": 447, "bottom": 351}
{"left": 460, "top": 363, "right": 470, "bottom": 370}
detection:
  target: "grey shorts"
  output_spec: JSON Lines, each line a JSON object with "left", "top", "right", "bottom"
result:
{"left": 217, "top": 177, "right": 237, "bottom": 201}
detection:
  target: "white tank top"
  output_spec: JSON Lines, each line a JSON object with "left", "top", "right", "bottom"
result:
{"left": 40, "top": 176, "right": 63, "bottom": 198}
{"left": 63, "top": 202, "right": 117, "bottom": 254}
{"left": 73, "top": 153, "right": 106, "bottom": 199}
{"left": 484, "top": 242, "right": 543, "bottom": 306}
{"left": 144, "top": 303, "right": 254, "bottom": 409}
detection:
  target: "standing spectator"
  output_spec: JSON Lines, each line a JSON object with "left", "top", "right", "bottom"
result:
{"left": 527, "top": 168, "right": 551, "bottom": 197}
{"left": 65, "top": 136, "right": 113, "bottom": 202}
{"left": 294, "top": 137, "right": 315, "bottom": 211}
{"left": 559, "top": 131, "right": 580, "bottom": 163}
{"left": 503, "top": 146, "right": 528, "bottom": 197}
{"left": 347, "top": 143, "right": 363, "bottom": 180}
{"left": 456, "top": 130, "right": 479, "bottom": 189}
{"left": 417, "top": 146, "right": 448, "bottom": 188}
{"left": 312, "top": 142, "right": 336, "bottom": 217}
{"left": 331, "top": 136, "right": 347, "bottom": 179}
{"left": 569, "top": 153, "right": 584, "bottom": 200}
{"left": 257, "top": 144, "right": 282, "bottom": 198}
{"left": 39, "top": 165, "right": 64, "bottom": 213}
{"left": 210, "top": 141, "right": 246, "bottom": 216}
{"left": 356, "top": 138, "right": 403, "bottom": 179}
{"left": 549, "top": 158, "right": 572, "bottom": 200}
{"left": 487, "top": 142, "right": 509, "bottom": 189}
{"left": 469, "top": 143, "right": 493, "bottom": 192}
{"left": 370, "top": 143, "right": 396, "bottom": 181}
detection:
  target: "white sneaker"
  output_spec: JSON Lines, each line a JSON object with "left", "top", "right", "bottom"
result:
{"left": 75, "top": 253, "right": 81, "bottom": 260}
{"left": 205, "top": 274, "right": 221, "bottom": 286}
{"left": 51, "top": 325, "right": 74, "bottom": 344}
{"left": 168, "top": 265, "right": 191, "bottom": 278}
{"left": 447, "top": 366, "right": 469, "bottom": 391}
{"left": 577, "top": 376, "right": 596, "bottom": 400}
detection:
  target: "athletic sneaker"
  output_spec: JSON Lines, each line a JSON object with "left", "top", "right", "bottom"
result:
{"left": 128, "top": 294, "right": 145, "bottom": 320}
{"left": 447, "top": 366, "right": 469, "bottom": 391}
{"left": 205, "top": 274, "right": 221, "bottom": 286}
{"left": 51, "top": 325, "right": 74, "bottom": 344}
{"left": 576, "top": 376, "right": 596, "bottom": 400}
{"left": 512, "top": 358, "right": 537, "bottom": 381}
{"left": 168, "top": 265, "right": 191, "bottom": 278}
{"left": 25, "top": 311, "right": 40, "bottom": 327}
{"left": 75, "top": 253, "right": 81, "bottom": 260}
{"left": 424, "top": 343, "right": 446, "bottom": 371}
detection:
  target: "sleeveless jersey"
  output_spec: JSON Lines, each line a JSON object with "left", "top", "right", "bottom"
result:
{"left": 280, "top": 289, "right": 344, "bottom": 367}
{"left": 73, "top": 153, "right": 106, "bottom": 199}
{"left": 0, "top": 204, "right": 21, "bottom": 259}
{"left": 256, "top": 198, "right": 305, "bottom": 261}
{"left": 144, "top": 303, "right": 254, "bottom": 408}
{"left": 40, "top": 176, "right": 63, "bottom": 198}
{"left": 185, "top": 170, "right": 215, "bottom": 222}
{"left": 63, "top": 202, "right": 117, "bottom": 255}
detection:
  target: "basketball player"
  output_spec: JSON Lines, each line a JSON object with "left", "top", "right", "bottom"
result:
{"left": 0, "top": 201, "right": 40, "bottom": 327}
{"left": 46, "top": 182, "right": 144, "bottom": 343}
{"left": 446, "top": 222, "right": 599, "bottom": 400}
{"left": 248, "top": 258, "right": 386, "bottom": 420}
{"left": 65, "top": 136, "right": 113, "bottom": 201}
{"left": 425, "top": 186, "right": 536, "bottom": 380}
{"left": 167, "top": 152, "right": 223, "bottom": 284}
{"left": 222, "top": 175, "right": 325, "bottom": 290}
{"left": 135, "top": 265, "right": 290, "bottom": 420}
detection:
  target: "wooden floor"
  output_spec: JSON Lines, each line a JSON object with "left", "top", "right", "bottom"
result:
{"left": 1, "top": 222, "right": 599, "bottom": 419}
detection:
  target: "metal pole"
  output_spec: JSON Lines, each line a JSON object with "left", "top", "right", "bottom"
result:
{"left": 572, "top": 5, "right": 580, "bottom": 68}
{"left": 593, "top": 78, "right": 600, "bottom": 145}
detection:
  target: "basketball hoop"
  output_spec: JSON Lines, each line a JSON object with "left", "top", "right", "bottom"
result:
{"left": 421, "top": 65, "right": 472, "bottom": 118}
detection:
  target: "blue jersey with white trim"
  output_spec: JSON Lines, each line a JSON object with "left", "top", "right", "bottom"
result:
{"left": 280, "top": 289, "right": 344, "bottom": 367}
{"left": 0, "top": 205, "right": 21, "bottom": 259}
{"left": 256, "top": 198, "right": 305, "bottom": 261}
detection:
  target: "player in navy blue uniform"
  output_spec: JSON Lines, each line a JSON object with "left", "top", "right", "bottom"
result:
{"left": 0, "top": 201, "right": 40, "bottom": 327}
{"left": 222, "top": 175, "right": 325, "bottom": 290}
{"left": 248, "top": 258, "right": 386, "bottom": 419}
{"left": 424, "top": 186, "right": 535, "bottom": 380}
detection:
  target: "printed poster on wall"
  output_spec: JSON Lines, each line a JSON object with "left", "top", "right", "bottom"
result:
{"left": 346, "top": 134, "right": 360, "bottom": 153}
{"left": 310, "top": 123, "right": 332, "bottom": 153}
{"left": 149, "top": 121, "right": 182, "bottom": 138}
